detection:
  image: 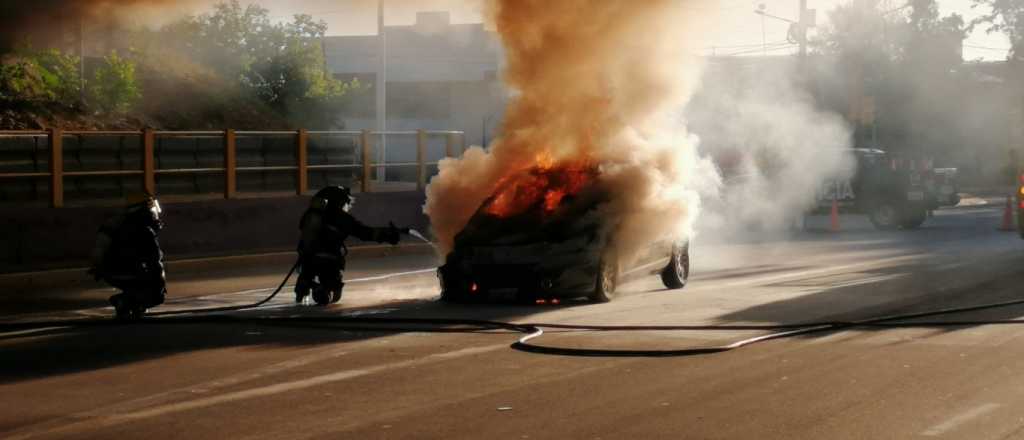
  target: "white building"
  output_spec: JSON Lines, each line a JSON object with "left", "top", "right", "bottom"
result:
{"left": 323, "top": 11, "right": 506, "bottom": 169}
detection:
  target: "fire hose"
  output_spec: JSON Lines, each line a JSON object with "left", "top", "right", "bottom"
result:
{"left": 141, "top": 226, "right": 431, "bottom": 317}
{"left": 142, "top": 259, "right": 301, "bottom": 317}
{"left": 7, "top": 282, "right": 1024, "bottom": 357}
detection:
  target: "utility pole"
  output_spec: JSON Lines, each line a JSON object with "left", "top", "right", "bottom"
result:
{"left": 375, "top": 0, "right": 387, "bottom": 183}
{"left": 798, "top": 0, "right": 808, "bottom": 63}
{"left": 78, "top": 16, "right": 86, "bottom": 105}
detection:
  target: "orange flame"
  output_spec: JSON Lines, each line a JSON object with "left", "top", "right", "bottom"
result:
{"left": 484, "top": 162, "right": 596, "bottom": 218}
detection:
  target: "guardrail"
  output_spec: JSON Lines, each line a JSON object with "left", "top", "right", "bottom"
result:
{"left": 0, "top": 128, "right": 465, "bottom": 207}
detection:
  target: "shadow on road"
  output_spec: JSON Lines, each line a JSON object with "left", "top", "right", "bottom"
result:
{"left": 0, "top": 293, "right": 589, "bottom": 384}
{"left": 715, "top": 252, "right": 1024, "bottom": 337}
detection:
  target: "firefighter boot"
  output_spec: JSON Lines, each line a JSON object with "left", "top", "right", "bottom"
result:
{"left": 330, "top": 282, "right": 345, "bottom": 304}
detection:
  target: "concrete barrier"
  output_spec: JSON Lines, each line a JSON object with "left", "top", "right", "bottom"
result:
{"left": 0, "top": 191, "right": 429, "bottom": 273}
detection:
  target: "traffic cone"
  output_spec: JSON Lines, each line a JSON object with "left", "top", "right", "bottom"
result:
{"left": 830, "top": 198, "right": 841, "bottom": 232}
{"left": 999, "top": 195, "right": 1015, "bottom": 231}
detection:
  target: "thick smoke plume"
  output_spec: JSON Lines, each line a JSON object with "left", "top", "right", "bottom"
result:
{"left": 424, "top": 0, "right": 717, "bottom": 260}
{"left": 0, "top": 1, "right": 199, "bottom": 51}
{"left": 687, "top": 60, "right": 854, "bottom": 235}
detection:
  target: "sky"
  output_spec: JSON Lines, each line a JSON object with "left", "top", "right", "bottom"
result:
{"left": 194, "top": 0, "right": 1011, "bottom": 62}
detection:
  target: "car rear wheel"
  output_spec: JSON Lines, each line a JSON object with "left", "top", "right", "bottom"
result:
{"left": 588, "top": 253, "right": 619, "bottom": 303}
{"left": 660, "top": 242, "right": 689, "bottom": 290}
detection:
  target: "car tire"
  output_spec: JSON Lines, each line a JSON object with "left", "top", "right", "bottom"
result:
{"left": 868, "top": 202, "right": 900, "bottom": 230}
{"left": 660, "top": 242, "right": 689, "bottom": 290}
{"left": 589, "top": 252, "right": 619, "bottom": 303}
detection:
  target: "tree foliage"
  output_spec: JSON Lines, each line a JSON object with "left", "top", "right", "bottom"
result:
{"left": 812, "top": 0, "right": 968, "bottom": 156}
{"left": 162, "top": 1, "right": 363, "bottom": 127}
{"left": 970, "top": 0, "right": 1024, "bottom": 63}
{"left": 0, "top": 47, "right": 81, "bottom": 105}
{"left": 87, "top": 51, "right": 142, "bottom": 114}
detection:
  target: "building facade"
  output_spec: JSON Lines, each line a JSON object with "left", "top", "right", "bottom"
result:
{"left": 323, "top": 11, "right": 507, "bottom": 168}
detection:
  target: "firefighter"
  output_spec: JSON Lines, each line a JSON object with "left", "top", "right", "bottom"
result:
{"left": 295, "top": 186, "right": 406, "bottom": 305}
{"left": 89, "top": 195, "right": 167, "bottom": 320}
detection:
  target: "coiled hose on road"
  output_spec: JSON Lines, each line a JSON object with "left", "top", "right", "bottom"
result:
{"left": 6, "top": 264, "right": 1024, "bottom": 357}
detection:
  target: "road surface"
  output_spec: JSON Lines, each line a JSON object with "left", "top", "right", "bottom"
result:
{"left": 2, "top": 202, "right": 1024, "bottom": 439}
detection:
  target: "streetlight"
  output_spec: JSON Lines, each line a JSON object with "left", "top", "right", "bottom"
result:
{"left": 753, "top": 1, "right": 813, "bottom": 61}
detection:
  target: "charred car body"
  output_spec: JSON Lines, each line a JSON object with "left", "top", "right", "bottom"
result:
{"left": 438, "top": 167, "right": 689, "bottom": 303}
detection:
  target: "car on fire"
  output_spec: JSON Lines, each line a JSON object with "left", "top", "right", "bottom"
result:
{"left": 437, "top": 167, "right": 690, "bottom": 303}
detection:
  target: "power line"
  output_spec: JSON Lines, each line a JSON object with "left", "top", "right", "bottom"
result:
{"left": 705, "top": 40, "right": 792, "bottom": 50}
{"left": 712, "top": 43, "right": 798, "bottom": 57}
{"left": 964, "top": 43, "right": 1011, "bottom": 52}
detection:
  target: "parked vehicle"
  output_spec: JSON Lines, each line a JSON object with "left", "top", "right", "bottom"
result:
{"left": 814, "top": 148, "right": 938, "bottom": 230}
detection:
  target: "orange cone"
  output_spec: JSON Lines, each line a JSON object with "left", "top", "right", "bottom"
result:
{"left": 1000, "top": 195, "right": 1015, "bottom": 231}
{"left": 830, "top": 198, "right": 841, "bottom": 232}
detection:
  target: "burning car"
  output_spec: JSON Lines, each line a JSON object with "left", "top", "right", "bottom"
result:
{"left": 437, "top": 166, "right": 690, "bottom": 303}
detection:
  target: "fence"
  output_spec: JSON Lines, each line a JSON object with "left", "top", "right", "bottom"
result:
{"left": 0, "top": 129, "right": 465, "bottom": 207}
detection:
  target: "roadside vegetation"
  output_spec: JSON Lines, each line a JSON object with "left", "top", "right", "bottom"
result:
{"left": 0, "top": 0, "right": 364, "bottom": 130}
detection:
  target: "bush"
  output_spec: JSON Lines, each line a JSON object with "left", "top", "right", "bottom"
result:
{"left": 0, "top": 48, "right": 81, "bottom": 105}
{"left": 88, "top": 51, "right": 142, "bottom": 114}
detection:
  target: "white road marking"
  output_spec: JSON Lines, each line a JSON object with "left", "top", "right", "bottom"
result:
{"left": 3, "top": 343, "right": 507, "bottom": 440}
{"left": 0, "top": 326, "right": 70, "bottom": 337}
{"left": 921, "top": 403, "right": 1001, "bottom": 436}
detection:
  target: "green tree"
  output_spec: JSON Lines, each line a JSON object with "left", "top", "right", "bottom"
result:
{"left": 970, "top": 0, "right": 1024, "bottom": 63}
{"left": 162, "top": 1, "right": 362, "bottom": 127}
{"left": 812, "top": 0, "right": 966, "bottom": 156}
{"left": 0, "top": 47, "right": 81, "bottom": 106}
{"left": 88, "top": 51, "right": 142, "bottom": 114}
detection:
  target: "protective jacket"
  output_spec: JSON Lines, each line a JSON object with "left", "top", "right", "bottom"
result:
{"left": 297, "top": 208, "right": 399, "bottom": 264}
{"left": 93, "top": 206, "right": 164, "bottom": 281}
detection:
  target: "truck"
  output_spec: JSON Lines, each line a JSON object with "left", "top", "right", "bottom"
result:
{"left": 814, "top": 148, "right": 941, "bottom": 230}
{"left": 1018, "top": 172, "right": 1024, "bottom": 239}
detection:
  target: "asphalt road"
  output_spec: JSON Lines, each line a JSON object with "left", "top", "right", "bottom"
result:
{"left": 2, "top": 202, "right": 1024, "bottom": 439}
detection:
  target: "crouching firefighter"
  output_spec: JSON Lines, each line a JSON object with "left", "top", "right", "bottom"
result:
{"left": 296, "top": 186, "right": 407, "bottom": 305}
{"left": 89, "top": 195, "right": 167, "bottom": 320}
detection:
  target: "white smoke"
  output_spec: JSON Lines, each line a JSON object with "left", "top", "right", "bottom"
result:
{"left": 686, "top": 58, "right": 854, "bottom": 235}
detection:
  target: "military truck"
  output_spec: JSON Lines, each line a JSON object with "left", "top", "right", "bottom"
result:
{"left": 814, "top": 148, "right": 939, "bottom": 230}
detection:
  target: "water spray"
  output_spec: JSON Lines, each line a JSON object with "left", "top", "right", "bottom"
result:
{"left": 407, "top": 228, "right": 431, "bottom": 244}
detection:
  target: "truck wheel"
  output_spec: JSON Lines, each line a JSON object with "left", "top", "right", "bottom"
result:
{"left": 899, "top": 209, "right": 927, "bottom": 229}
{"left": 869, "top": 203, "right": 900, "bottom": 230}
{"left": 660, "top": 242, "right": 689, "bottom": 290}
{"left": 589, "top": 252, "right": 619, "bottom": 303}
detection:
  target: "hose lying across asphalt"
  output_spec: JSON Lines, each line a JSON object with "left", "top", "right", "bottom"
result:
{"left": 144, "top": 260, "right": 301, "bottom": 317}
{"left": 6, "top": 264, "right": 1024, "bottom": 357}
